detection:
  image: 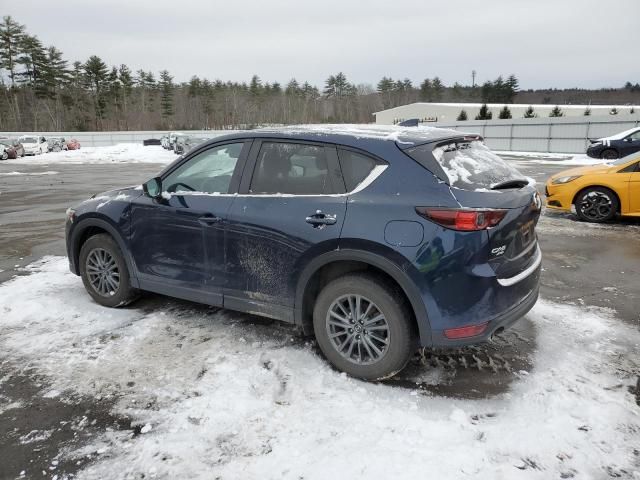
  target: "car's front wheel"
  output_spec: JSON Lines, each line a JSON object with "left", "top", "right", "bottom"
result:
{"left": 79, "top": 234, "right": 139, "bottom": 307}
{"left": 575, "top": 187, "right": 618, "bottom": 223}
{"left": 601, "top": 149, "right": 618, "bottom": 160}
{"left": 313, "top": 273, "right": 415, "bottom": 380}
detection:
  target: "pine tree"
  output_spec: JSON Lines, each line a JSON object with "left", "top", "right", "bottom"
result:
{"left": 506, "top": 74, "right": 519, "bottom": 102}
{"left": 285, "top": 78, "right": 301, "bottom": 96}
{"left": 0, "top": 16, "right": 25, "bottom": 87}
{"left": 432, "top": 77, "right": 444, "bottom": 101}
{"left": 475, "top": 104, "right": 493, "bottom": 120}
{"left": 249, "top": 75, "right": 262, "bottom": 97}
{"left": 419, "top": 78, "right": 433, "bottom": 101}
{"left": 584, "top": 107, "right": 591, "bottom": 116}
{"left": 549, "top": 106, "right": 563, "bottom": 117}
{"left": 16, "top": 34, "right": 47, "bottom": 87}
{"left": 457, "top": 109, "right": 468, "bottom": 121}
{"left": 159, "top": 69, "right": 174, "bottom": 124}
{"left": 376, "top": 77, "right": 394, "bottom": 95}
{"left": 118, "top": 64, "right": 133, "bottom": 129}
{"left": 499, "top": 106, "right": 512, "bottom": 119}
{"left": 524, "top": 105, "right": 536, "bottom": 118}
{"left": 84, "top": 55, "right": 109, "bottom": 127}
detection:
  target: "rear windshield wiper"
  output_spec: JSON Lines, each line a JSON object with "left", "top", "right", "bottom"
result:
{"left": 491, "top": 179, "right": 529, "bottom": 190}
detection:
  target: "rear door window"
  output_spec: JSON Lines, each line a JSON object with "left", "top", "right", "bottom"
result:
{"left": 337, "top": 149, "right": 379, "bottom": 191}
{"left": 405, "top": 140, "right": 524, "bottom": 190}
{"left": 250, "top": 142, "right": 334, "bottom": 194}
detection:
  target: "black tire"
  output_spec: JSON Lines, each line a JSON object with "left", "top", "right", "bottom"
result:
{"left": 601, "top": 149, "right": 618, "bottom": 160}
{"left": 313, "top": 273, "right": 415, "bottom": 381}
{"left": 79, "top": 234, "right": 139, "bottom": 307}
{"left": 575, "top": 187, "right": 619, "bottom": 223}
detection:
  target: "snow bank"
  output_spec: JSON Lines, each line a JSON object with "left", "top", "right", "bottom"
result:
{"left": 2, "top": 170, "right": 60, "bottom": 176}
{"left": 0, "top": 257, "right": 638, "bottom": 479}
{"left": 2, "top": 144, "right": 177, "bottom": 165}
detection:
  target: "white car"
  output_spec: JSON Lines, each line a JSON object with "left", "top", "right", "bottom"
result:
{"left": 20, "top": 135, "right": 48, "bottom": 156}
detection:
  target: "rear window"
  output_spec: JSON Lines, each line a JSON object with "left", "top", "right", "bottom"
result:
{"left": 405, "top": 140, "right": 524, "bottom": 190}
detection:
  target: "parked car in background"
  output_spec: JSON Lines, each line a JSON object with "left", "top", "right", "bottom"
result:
{"left": 168, "top": 132, "right": 180, "bottom": 151}
{"left": 161, "top": 135, "right": 170, "bottom": 149}
{"left": 174, "top": 135, "right": 189, "bottom": 155}
{"left": 20, "top": 135, "right": 48, "bottom": 155}
{"left": 0, "top": 137, "right": 24, "bottom": 159}
{"left": 12, "top": 139, "right": 25, "bottom": 157}
{"left": 65, "top": 126, "right": 542, "bottom": 380}
{"left": 48, "top": 137, "right": 68, "bottom": 152}
{"left": 171, "top": 133, "right": 187, "bottom": 155}
{"left": 546, "top": 150, "right": 640, "bottom": 222}
{"left": 66, "top": 138, "right": 81, "bottom": 150}
{"left": 587, "top": 127, "right": 640, "bottom": 160}
{"left": 182, "top": 135, "right": 210, "bottom": 154}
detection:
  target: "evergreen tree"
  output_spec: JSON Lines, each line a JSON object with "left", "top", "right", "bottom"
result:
{"left": 432, "top": 77, "right": 444, "bottom": 101}
{"left": 285, "top": 78, "right": 301, "bottom": 96}
{"left": 475, "top": 104, "right": 492, "bottom": 120}
{"left": 159, "top": 69, "right": 174, "bottom": 123}
{"left": 524, "top": 105, "right": 536, "bottom": 118}
{"left": 16, "top": 34, "right": 47, "bottom": 86}
{"left": 505, "top": 74, "right": 519, "bottom": 102}
{"left": 456, "top": 109, "right": 468, "bottom": 121}
{"left": 376, "top": 76, "right": 394, "bottom": 95}
{"left": 419, "top": 78, "right": 433, "bottom": 101}
{"left": 249, "top": 74, "right": 262, "bottom": 97}
{"left": 549, "top": 106, "right": 563, "bottom": 117}
{"left": 499, "top": 105, "right": 512, "bottom": 119}
{"left": 0, "top": 16, "right": 25, "bottom": 87}
{"left": 84, "top": 55, "right": 109, "bottom": 127}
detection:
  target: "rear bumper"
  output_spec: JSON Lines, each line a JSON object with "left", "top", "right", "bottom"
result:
{"left": 430, "top": 280, "right": 539, "bottom": 348}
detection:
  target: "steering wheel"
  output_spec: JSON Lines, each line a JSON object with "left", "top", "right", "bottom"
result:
{"left": 166, "top": 182, "right": 196, "bottom": 193}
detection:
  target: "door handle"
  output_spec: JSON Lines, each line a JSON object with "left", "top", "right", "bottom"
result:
{"left": 198, "top": 214, "right": 221, "bottom": 226}
{"left": 305, "top": 212, "right": 337, "bottom": 226}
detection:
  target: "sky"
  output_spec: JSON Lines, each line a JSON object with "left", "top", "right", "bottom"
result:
{"left": 5, "top": 0, "right": 640, "bottom": 90}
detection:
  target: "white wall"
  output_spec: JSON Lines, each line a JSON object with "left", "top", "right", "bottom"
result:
{"left": 374, "top": 102, "right": 638, "bottom": 125}
{"left": 432, "top": 114, "right": 640, "bottom": 153}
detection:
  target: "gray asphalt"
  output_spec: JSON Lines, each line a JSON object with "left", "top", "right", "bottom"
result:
{"left": 0, "top": 156, "right": 639, "bottom": 479}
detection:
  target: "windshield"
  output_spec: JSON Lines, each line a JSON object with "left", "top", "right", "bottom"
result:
{"left": 21, "top": 137, "right": 37, "bottom": 143}
{"left": 611, "top": 150, "right": 640, "bottom": 166}
{"left": 406, "top": 140, "right": 526, "bottom": 190}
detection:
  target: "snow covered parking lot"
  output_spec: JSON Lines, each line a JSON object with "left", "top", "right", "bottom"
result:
{"left": 1, "top": 257, "right": 638, "bottom": 479}
{"left": 0, "top": 146, "right": 639, "bottom": 479}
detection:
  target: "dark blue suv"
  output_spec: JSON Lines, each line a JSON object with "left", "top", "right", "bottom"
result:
{"left": 65, "top": 126, "right": 542, "bottom": 380}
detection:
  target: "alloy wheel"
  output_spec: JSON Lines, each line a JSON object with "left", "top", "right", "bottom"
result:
{"left": 326, "top": 294, "right": 390, "bottom": 365}
{"left": 579, "top": 191, "right": 613, "bottom": 221}
{"left": 86, "top": 247, "right": 120, "bottom": 296}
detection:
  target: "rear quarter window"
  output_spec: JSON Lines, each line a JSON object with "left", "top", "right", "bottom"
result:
{"left": 337, "top": 149, "right": 378, "bottom": 191}
{"left": 405, "top": 140, "right": 524, "bottom": 191}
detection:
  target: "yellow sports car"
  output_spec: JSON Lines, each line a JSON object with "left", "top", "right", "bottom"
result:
{"left": 545, "top": 152, "right": 640, "bottom": 222}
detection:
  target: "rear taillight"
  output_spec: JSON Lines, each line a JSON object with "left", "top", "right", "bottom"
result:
{"left": 416, "top": 207, "right": 506, "bottom": 231}
{"left": 444, "top": 322, "right": 489, "bottom": 339}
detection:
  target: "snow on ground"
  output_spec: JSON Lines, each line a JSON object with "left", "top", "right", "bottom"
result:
{"left": 0, "top": 257, "right": 638, "bottom": 479}
{"left": 2, "top": 144, "right": 177, "bottom": 165}
{"left": 3, "top": 170, "right": 60, "bottom": 176}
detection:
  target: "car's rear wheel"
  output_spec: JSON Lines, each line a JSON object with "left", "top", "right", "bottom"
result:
{"left": 313, "top": 273, "right": 415, "bottom": 380}
{"left": 79, "top": 234, "right": 139, "bottom": 307}
{"left": 601, "top": 149, "right": 618, "bottom": 160}
{"left": 575, "top": 187, "right": 618, "bottom": 223}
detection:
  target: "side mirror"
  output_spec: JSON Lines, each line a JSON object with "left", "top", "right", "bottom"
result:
{"left": 143, "top": 177, "right": 162, "bottom": 199}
